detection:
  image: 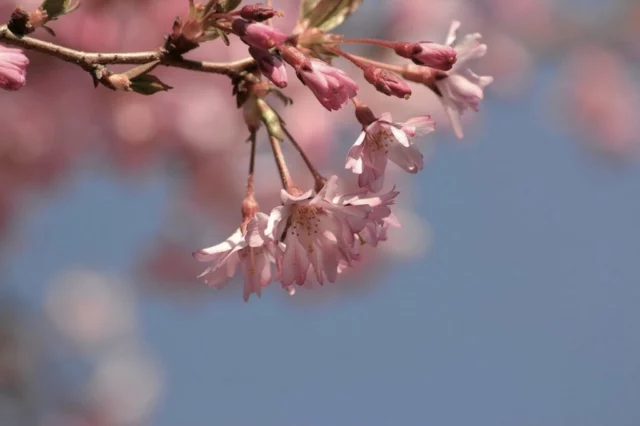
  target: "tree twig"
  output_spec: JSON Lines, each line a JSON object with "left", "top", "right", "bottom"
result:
{"left": 0, "top": 24, "right": 255, "bottom": 77}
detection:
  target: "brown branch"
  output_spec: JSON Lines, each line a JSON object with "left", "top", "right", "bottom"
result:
{"left": 0, "top": 24, "right": 255, "bottom": 76}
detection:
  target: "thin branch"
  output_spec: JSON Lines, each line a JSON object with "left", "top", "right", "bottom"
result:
{"left": 281, "top": 124, "right": 326, "bottom": 191}
{"left": 0, "top": 25, "right": 255, "bottom": 76}
{"left": 247, "top": 131, "right": 257, "bottom": 198}
{"left": 268, "top": 135, "right": 293, "bottom": 190}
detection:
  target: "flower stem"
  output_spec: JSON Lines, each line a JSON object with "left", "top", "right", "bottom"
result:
{"left": 346, "top": 53, "right": 406, "bottom": 74}
{"left": 339, "top": 38, "right": 397, "bottom": 49}
{"left": 282, "top": 125, "right": 326, "bottom": 191}
{"left": 327, "top": 46, "right": 405, "bottom": 74}
{"left": 247, "top": 131, "right": 257, "bottom": 198}
{"left": 266, "top": 0, "right": 274, "bottom": 26}
{"left": 269, "top": 135, "right": 293, "bottom": 190}
{"left": 326, "top": 46, "right": 367, "bottom": 70}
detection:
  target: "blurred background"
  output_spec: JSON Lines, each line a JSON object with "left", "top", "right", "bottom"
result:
{"left": 2, "top": 0, "right": 640, "bottom": 425}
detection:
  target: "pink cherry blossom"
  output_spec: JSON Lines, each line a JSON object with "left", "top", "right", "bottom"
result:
{"left": 0, "top": 44, "right": 29, "bottom": 91}
{"left": 193, "top": 212, "right": 278, "bottom": 301}
{"left": 266, "top": 176, "right": 402, "bottom": 289}
{"left": 329, "top": 183, "right": 401, "bottom": 247}
{"left": 346, "top": 111, "right": 434, "bottom": 191}
{"left": 297, "top": 59, "right": 359, "bottom": 111}
{"left": 435, "top": 21, "right": 494, "bottom": 139}
{"left": 266, "top": 179, "right": 368, "bottom": 287}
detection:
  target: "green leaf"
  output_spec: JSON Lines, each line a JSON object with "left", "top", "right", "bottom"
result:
{"left": 129, "top": 74, "right": 173, "bottom": 96}
{"left": 216, "top": 0, "right": 242, "bottom": 13}
{"left": 299, "top": 0, "right": 362, "bottom": 31}
{"left": 40, "top": 0, "right": 80, "bottom": 19}
{"left": 40, "top": 0, "right": 67, "bottom": 16}
{"left": 257, "top": 100, "right": 284, "bottom": 141}
{"left": 202, "top": 0, "right": 220, "bottom": 17}
{"left": 300, "top": 0, "right": 320, "bottom": 18}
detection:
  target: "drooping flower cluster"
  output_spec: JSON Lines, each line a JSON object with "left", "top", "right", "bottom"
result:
{"left": 195, "top": 176, "right": 401, "bottom": 300}
{"left": 185, "top": 9, "right": 492, "bottom": 300}
{"left": 0, "top": 0, "right": 492, "bottom": 300}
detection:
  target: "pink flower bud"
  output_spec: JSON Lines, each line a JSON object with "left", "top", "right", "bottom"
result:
{"left": 248, "top": 47, "right": 288, "bottom": 88}
{"left": 107, "top": 73, "right": 132, "bottom": 91}
{"left": 231, "top": 19, "right": 288, "bottom": 50}
{"left": 301, "top": 60, "right": 359, "bottom": 111}
{"left": 0, "top": 44, "right": 29, "bottom": 91}
{"left": 240, "top": 4, "right": 282, "bottom": 22}
{"left": 280, "top": 47, "right": 358, "bottom": 111}
{"left": 363, "top": 66, "right": 412, "bottom": 99}
{"left": 395, "top": 42, "right": 456, "bottom": 71}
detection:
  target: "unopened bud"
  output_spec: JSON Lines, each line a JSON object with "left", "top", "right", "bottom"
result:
{"left": 29, "top": 8, "right": 48, "bottom": 28}
{"left": 231, "top": 18, "right": 288, "bottom": 50}
{"left": 363, "top": 66, "right": 411, "bottom": 99}
{"left": 396, "top": 42, "right": 456, "bottom": 71}
{"left": 249, "top": 47, "right": 288, "bottom": 88}
{"left": 355, "top": 104, "right": 377, "bottom": 127}
{"left": 240, "top": 4, "right": 282, "bottom": 22}
{"left": 107, "top": 74, "right": 132, "bottom": 91}
{"left": 181, "top": 19, "right": 204, "bottom": 43}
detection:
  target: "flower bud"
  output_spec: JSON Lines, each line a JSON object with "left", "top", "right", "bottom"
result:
{"left": 363, "top": 66, "right": 412, "bottom": 99}
{"left": 297, "top": 59, "right": 359, "bottom": 111}
{"left": 106, "top": 73, "right": 132, "bottom": 91}
{"left": 28, "top": 8, "right": 48, "bottom": 28}
{"left": 0, "top": 44, "right": 29, "bottom": 91}
{"left": 240, "top": 4, "right": 282, "bottom": 22}
{"left": 395, "top": 42, "right": 456, "bottom": 71}
{"left": 231, "top": 18, "right": 288, "bottom": 50}
{"left": 249, "top": 47, "right": 288, "bottom": 88}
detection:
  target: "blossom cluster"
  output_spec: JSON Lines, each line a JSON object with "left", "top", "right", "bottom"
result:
{"left": 189, "top": 13, "right": 491, "bottom": 300}
{"left": 0, "top": 0, "right": 492, "bottom": 300}
{"left": 195, "top": 176, "right": 400, "bottom": 300}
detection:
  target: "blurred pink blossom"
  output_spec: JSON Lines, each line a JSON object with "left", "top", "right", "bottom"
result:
{"left": 0, "top": 45, "right": 28, "bottom": 91}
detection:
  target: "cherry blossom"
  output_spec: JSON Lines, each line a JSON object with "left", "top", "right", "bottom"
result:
{"left": 193, "top": 213, "right": 278, "bottom": 301}
{"left": 435, "top": 21, "right": 494, "bottom": 139}
{"left": 346, "top": 110, "right": 434, "bottom": 191}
